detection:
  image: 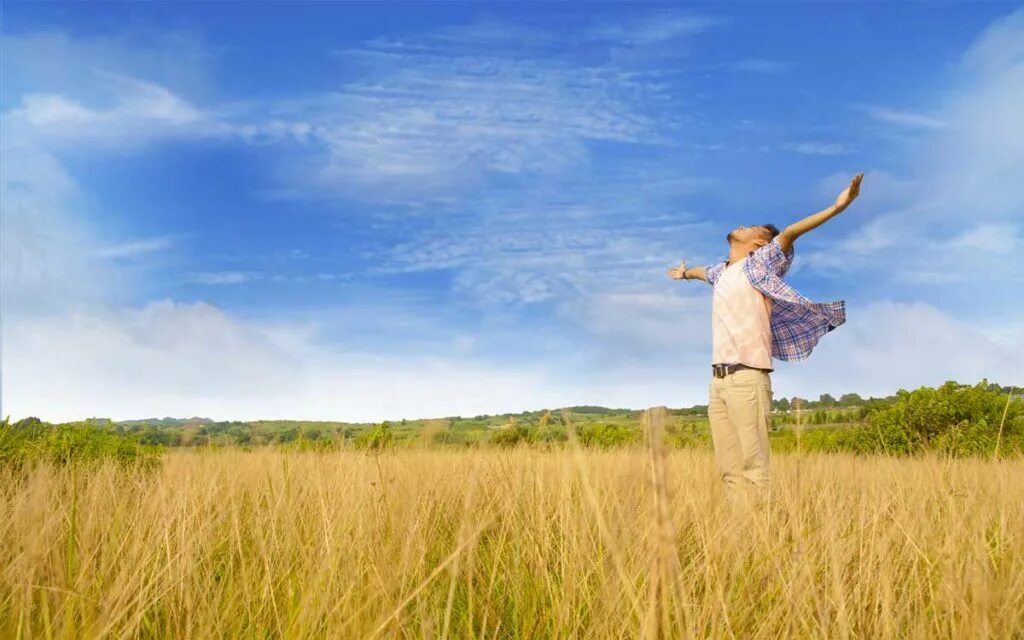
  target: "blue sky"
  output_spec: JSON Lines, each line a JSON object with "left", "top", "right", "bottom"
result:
{"left": 3, "top": 2, "right": 1022, "bottom": 421}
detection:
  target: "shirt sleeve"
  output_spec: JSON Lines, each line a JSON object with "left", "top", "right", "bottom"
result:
{"left": 704, "top": 261, "right": 726, "bottom": 286}
{"left": 747, "top": 237, "right": 794, "bottom": 278}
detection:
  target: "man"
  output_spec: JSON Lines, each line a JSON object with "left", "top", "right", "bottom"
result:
{"left": 666, "top": 173, "right": 863, "bottom": 495}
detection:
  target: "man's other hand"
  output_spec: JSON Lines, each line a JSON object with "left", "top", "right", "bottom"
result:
{"left": 666, "top": 260, "right": 688, "bottom": 279}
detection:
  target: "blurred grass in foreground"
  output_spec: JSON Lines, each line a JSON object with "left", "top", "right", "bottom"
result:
{"left": 2, "top": 447, "right": 1021, "bottom": 638}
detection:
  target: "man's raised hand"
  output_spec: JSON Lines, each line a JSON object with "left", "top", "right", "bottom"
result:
{"left": 666, "top": 260, "right": 688, "bottom": 280}
{"left": 778, "top": 172, "right": 865, "bottom": 252}
{"left": 834, "top": 172, "right": 864, "bottom": 211}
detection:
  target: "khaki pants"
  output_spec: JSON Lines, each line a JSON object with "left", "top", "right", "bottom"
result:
{"left": 708, "top": 368, "right": 772, "bottom": 492}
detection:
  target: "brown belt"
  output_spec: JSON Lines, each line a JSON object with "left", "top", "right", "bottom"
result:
{"left": 711, "top": 363, "right": 769, "bottom": 379}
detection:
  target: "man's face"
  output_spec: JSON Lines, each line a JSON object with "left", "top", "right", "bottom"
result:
{"left": 727, "top": 225, "right": 772, "bottom": 245}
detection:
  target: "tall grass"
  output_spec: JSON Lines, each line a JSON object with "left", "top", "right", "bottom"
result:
{"left": 2, "top": 447, "right": 1022, "bottom": 638}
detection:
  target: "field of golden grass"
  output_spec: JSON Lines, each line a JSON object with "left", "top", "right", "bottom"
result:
{"left": 2, "top": 447, "right": 1022, "bottom": 639}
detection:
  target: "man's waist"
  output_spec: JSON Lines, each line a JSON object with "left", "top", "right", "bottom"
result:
{"left": 711, "top": 363, "right": 772, "bottom": 378}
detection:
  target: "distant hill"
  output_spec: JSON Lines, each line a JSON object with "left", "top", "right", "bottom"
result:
{"left": 63, "top": 381, "right": 1023, "bottom": 433}
{"left": 116, "top": 417, "right": 215, "bottom": 428}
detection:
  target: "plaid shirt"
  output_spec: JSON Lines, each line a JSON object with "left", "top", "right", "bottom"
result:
{"left": 705, "top": 238, "right": 845, "bottom": 362}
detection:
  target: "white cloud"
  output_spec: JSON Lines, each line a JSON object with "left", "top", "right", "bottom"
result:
{"left": 2, "top": 301, "right": 591, "bottom": 422}
{"left": 563, "top": 290, "right": 711, "bottom": 358}
{"left": 0, "top": 137, "right": 118, "bottom": 314}
{"left": 923, "top": 9, "right": 1024, "bottom": 223}
{"left": 8, "top": 296, "right": 1020, "bottom": 423}
{"left": 4, "top": 301, "right": 302, "bottom": 421}
{"left": 775, "top": 302, "right": 1024, "bottom": 398}
{"left": 803, "top": 9, "right": 1024, "bottom": 292}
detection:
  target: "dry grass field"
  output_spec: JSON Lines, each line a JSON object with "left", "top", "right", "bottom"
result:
{"left": 2, "top": 446, "right": 1022, "bottom": 639}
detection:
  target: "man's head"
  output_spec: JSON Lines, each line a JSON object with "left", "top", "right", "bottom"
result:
{"left": 727, "top": 223, "right": 780, "bottom": 248}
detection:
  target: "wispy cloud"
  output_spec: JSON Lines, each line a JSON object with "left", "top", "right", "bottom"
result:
{"left": 782, "top": 141, "right": 852, "bottom": 155}
{"left": 249, "top": 14, "right": 734, "bottom": 198}
{"left": 948, "top": 223, "right": 1020, "bottom": 255}
{"left": 960, "top": 8, "right": 1024, "bottom": 73}
{"left": 586, "top": 12, "right": 727, "bottom": 45}
{"left": 729, "top": 58, "right": 793, "bottom": 73}
{"left": 7, "top": 70, "right": 215, "bottom": 148}
{"left": 94, "top": 235, "right": 181, "bottom": 259}
{"left": 301, "top": 43, "right": 680, "bottom": 192}
{"left": 366, "top": 198, "right": 714, "bottom": 309}
{"left": 3, "top": 60, "right": 311, "bottom": 153}
{"left": 804, "top": 212, "right": 1024, "bottom": 287}
{"left": 189, "top": 271, "right": 260, "bottom": 285}
{"left": 856, "top": 104, "right": 946, "bottom": 129}
{"left": 2, "top": 18, "right": 708, "bottom": 199}
{"left": 797, "top": 101, "right": 1022, "bottom": 316}
{"left": 805, "top": 8, "right": 1024, "bottom": 295}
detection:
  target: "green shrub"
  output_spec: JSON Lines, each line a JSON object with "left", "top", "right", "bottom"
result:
{"left": 666, "top": 420, "right": 711, "bottom": 449}
{"left": 280, "top": 432, "right": 346, "bottom": 452}
{"left": 353, "top": 422, "right": 394, "bottom": 451}
{"left": 490, "top": 426, "right": 530, "bottom": 448}
{"left": 433, "top": 430, "right": 475, "bottom": 446}
{"left": 576, "top": 423, "right": 641, "bottom": 448}
{"left": 1, "top": 418, "right": 163, "bottom": 469}
{"left": 532, "top": 425, "right": 568, "bottom": 444}
{"left": 847, "top": 381, "right": 1022, "bottom": 457}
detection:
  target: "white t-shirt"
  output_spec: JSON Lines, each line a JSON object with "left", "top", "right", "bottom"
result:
{"left": 710, "top": 257, "right": 773, "bottom": 370}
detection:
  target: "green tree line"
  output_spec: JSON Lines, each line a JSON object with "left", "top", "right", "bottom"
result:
{"left": 3, "top": 380, "right": 1021, "bottom": 464}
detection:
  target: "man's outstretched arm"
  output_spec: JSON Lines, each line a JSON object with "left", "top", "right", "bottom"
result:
{"left": 777, "top": 172, "right": 864, "bottom": 253}
{"left": 666, "top": 261, "right": 706, "bottom": 282}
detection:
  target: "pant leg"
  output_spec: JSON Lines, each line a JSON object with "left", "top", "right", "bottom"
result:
{"left": 722, "top": 369, "right": 772, "bottom": 489}
{"left": 708, "top": 376, "right": 743, "bottom": 490}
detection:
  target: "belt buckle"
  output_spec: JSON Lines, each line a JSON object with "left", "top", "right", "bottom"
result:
{"left": 712, "top": 364, "right": 725, "bottom": 378}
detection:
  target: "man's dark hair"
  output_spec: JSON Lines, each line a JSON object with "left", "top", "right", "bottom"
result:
{"left": 761, "top": 223, "right": 780, "bottom": 238}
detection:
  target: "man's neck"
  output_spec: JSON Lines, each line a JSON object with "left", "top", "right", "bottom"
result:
{"left": 727, "top": 242, "right": 758, "bottom": 265}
